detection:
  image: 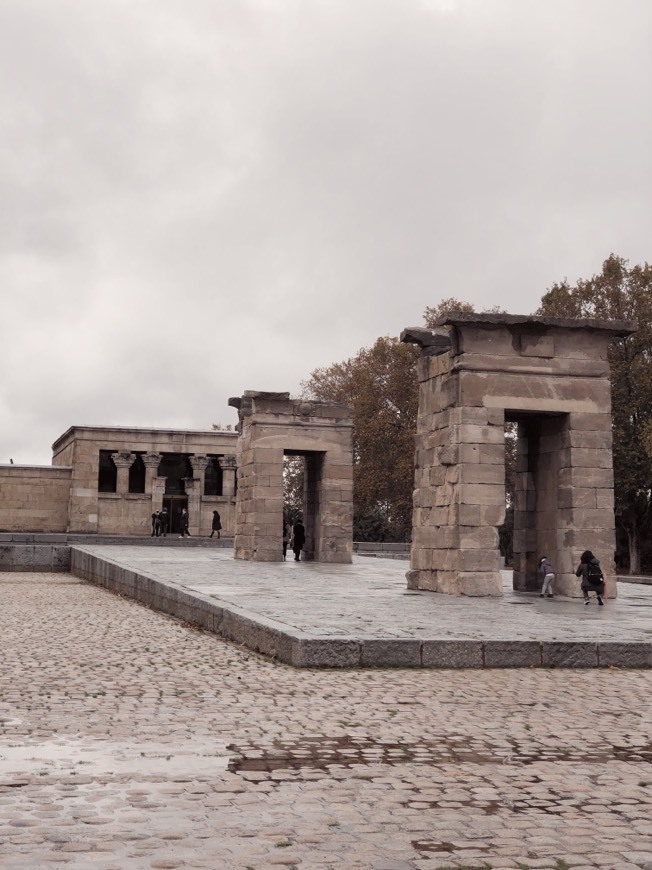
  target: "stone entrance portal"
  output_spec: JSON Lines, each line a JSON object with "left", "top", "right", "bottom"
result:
{"left": 401, "top": 313, "right": 636, "bottom": 598}
{"left": 228, "top": 391, "right": 353, "bottom": 563}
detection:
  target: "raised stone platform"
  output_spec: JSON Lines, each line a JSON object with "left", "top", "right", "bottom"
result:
{"left": 70, "top": 545, "right": 652, "bottom": 669}
{"left": 0, "top": 534, "right": 233, "bottom": 571}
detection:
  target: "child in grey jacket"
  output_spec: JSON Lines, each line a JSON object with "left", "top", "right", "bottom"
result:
{"left": 538, "top": 556, "right": 555, "bottom": 598}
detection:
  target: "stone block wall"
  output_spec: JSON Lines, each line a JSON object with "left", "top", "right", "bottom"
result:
{"left": 231, "top": 392, "right": 353, "bottom": 563}
{"left": 98, "top": 494, "right": 152, "bottom": 535}
{"left": 403, "top": 314, "right": 636, "bottom": 598}
{"left": 408, "top": 382, "right": 505, "bottom": 596}
{"left": 0, "top": 465, "right": 72, "bottom": 532}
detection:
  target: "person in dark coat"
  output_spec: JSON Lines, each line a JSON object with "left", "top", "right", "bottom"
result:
{"left": 209, "top": 510, "right": 222, "bottom": 538}
{"left": 151, "top": 511, "right": 159, "bottom": 537}
{"left": 179, "top": 508, "right": 191, "bottom": 538}
{"left": 159, "top": 508, "right": 169, "bottom": 537}
{"left": 576, "top": 549, "right": 605, "bottom": 606}
{"left": 292, "top": 518, "right": 306, "bottom": 561}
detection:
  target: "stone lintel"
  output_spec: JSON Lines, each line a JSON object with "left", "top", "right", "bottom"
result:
{"left": 400, "top": 327, "right": 452, "bottom": 355}
{"left": 435, "top": 311, "right": 637, "bottom": 336}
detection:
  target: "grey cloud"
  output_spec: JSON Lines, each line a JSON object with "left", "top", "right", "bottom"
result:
{"left": 0, "top": 0, "right": 650, "bottom": 463}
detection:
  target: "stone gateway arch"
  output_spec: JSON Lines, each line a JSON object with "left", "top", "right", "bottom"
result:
{"left": 401, "top": 313, "right": 636, "bottom": 599}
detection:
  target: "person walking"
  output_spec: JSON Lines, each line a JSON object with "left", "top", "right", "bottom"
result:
{"left": 538, "top": 556, "right": 555, "bottom": 598}
{"left": 179, "top": 508, "right": 191, "bottom": 538}
{"left": 159, "top": 508, "right": 169, "bottom": 537}
{"left": 576, "top": 549, "right": 605, "bottom": 606}
{"left": 151, "top": 511, "right": 159, "bottom": 537}
{"left": 292, "top": 517, "right": 305, "bottom": 561}
{"left": 282, "top": 520, "right": 292, "bottom": 560}
{"left": 209, "top": 510, "right": 222, "bottom": 539}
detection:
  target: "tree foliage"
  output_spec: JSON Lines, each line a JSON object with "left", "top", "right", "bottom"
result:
{"left": 283, "top": 455, "right": 305, "bottom": 524}
{"left": 303, "top": 336, "right": 419, "bottom": 541}
{"left": 538, "top": 254, "right": 652, "bottom": 573}
{"left": 423, "top": 297, "right": 475, "bottom": 328}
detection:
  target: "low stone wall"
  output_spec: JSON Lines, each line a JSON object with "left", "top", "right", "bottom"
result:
{"left": 0, "top": 465, "right": 71, "bottom": 533}
{"left": 353, "top": 542, "right": 410, "bottom": 559}
{"left": 0, "top": 542, "right": 71, "bottom": 572}
{"left": 0, "top": 534, "right": 234, "bottom": 571}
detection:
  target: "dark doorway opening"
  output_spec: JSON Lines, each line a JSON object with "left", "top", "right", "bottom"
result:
{"left": 283, "top": 449, "right": 325, "bottom": 561}
{"left": 162, "top": 496, "right": 188, "bottom": 534}
{"left": 507, "top": 410, "right": 567, "bottom": 592}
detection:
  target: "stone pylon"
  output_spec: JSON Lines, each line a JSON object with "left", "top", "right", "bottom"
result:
{"left": 401, "top": 313, "right": 636, "bottom": 597}
{"left": 229, "top": 391, "right": 353, "bottom": 563}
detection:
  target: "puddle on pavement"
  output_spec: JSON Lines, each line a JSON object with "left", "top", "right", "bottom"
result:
{"left": 0, "top": 738, "right": 229, "bottom": 779}
{"left": 227, "top": 735, "right": 652, "bottom": 774}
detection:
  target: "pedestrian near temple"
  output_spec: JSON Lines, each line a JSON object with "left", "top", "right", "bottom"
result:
{"left": 209, "top": 510, "right": 222, "bottom": 539}
{"left": 151, "top": 511, "right": 159, "bottom": 537}
{"left": 282, "top": 521, "right": 292, "bottom": 560}
{"left": 159, "top": 508, "right": 169, "bottom": 537}
{"left": 179, "top": 508, "right": 191, "bottom": 538}
{"left": 292, "top": 517, "right": 305, "bottom": 561}
{"left": 576, "top": 549, "right": 605, "bottom": 606}
{"left": 538, "top": 556, "right": 555, "bottom": 598}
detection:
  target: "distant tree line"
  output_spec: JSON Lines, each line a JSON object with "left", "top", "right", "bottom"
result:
{"left": 301, "top": 255, "right": 652, "bottom": 574}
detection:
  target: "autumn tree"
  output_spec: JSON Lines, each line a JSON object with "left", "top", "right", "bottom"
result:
{"left": 538, "top": 254, "right": 652, "bottom": 573}
{"left": 423, "top": 297, "right": 475, "bottom": 328}
{"left": 302, "top": 336, "right": 419, "bottom": 540}
{"left": 282, "top": 455, "right": 305, "bottom": 523}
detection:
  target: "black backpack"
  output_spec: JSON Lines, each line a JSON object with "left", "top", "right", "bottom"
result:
{"left": 587, "top": 561, "right": 603, "bottom": 584}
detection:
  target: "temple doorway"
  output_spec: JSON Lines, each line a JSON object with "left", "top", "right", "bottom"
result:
{"left": 162, "top": 496, "right": 188, "bottom": 534}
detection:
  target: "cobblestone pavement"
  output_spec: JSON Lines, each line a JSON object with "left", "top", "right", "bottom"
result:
{"left": 2, "top": 572, "right": 652, "bottom": 870}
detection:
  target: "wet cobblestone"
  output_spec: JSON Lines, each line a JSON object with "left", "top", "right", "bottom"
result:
{"left": 1, "top": 571, "right": 652, "bottom": 869}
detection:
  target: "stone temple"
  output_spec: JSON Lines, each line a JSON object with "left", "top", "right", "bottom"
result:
{"left": 0, "top": 425, "right": 238, "bottom": 537}
{"left": 0, "top": 312, "right": 634, "bottom": 600}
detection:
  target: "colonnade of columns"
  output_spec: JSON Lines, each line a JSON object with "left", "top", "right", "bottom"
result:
{"left": 109, "top": 451, "right": 237, "bottom": 535}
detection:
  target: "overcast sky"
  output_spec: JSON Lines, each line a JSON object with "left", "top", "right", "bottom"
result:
{"left": 1, "top": 0, "right": 650, "bottom": 465}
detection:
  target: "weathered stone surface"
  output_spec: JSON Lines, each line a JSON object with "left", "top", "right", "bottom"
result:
{"left": 293, "top": 639, "right": 361, "bottom": 667}
{"left": 360, "top": 640, "right": 422, "bottom": 667}
{"left": 598, "top": 642, "right": 652, "bottom": 668}
{"left": 405, "top": 315, "right": 627, "bottom": 599}
{"left": 542, "top": 642, "right": 598, "bottom": 668}
{"left": 484, "top": 641, "right": 541, "bottom": 668}
{"left": 422, "top": 640, "right": 484, "bottom": 668}
{"left": 233, "top": 391, "right": 353, "bottom": 564}
{"left": 457, "top": 572, "right": 503, "bottom": 596}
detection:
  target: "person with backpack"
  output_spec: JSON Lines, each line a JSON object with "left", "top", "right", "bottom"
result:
{"left": 576, "top": 549, "right": 605, "bottom": 606}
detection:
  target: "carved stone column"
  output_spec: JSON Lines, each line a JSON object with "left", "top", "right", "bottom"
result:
{"left": 219, "top": 455, "right": 237, "bottom": 499}
{"left": 151, "top": 476, "right": 167, "bottom": 513}
{"left": 184, "top": 478, "right": 201, "bottom": 535}
{"left": 190, "top": 455, "right": 209, "bottom": 491}
{"left": 111, "top": 452, "right": 136, "bottom": 496}
{"left": 143, "top": 452, "right": 162, "bottom": 495}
